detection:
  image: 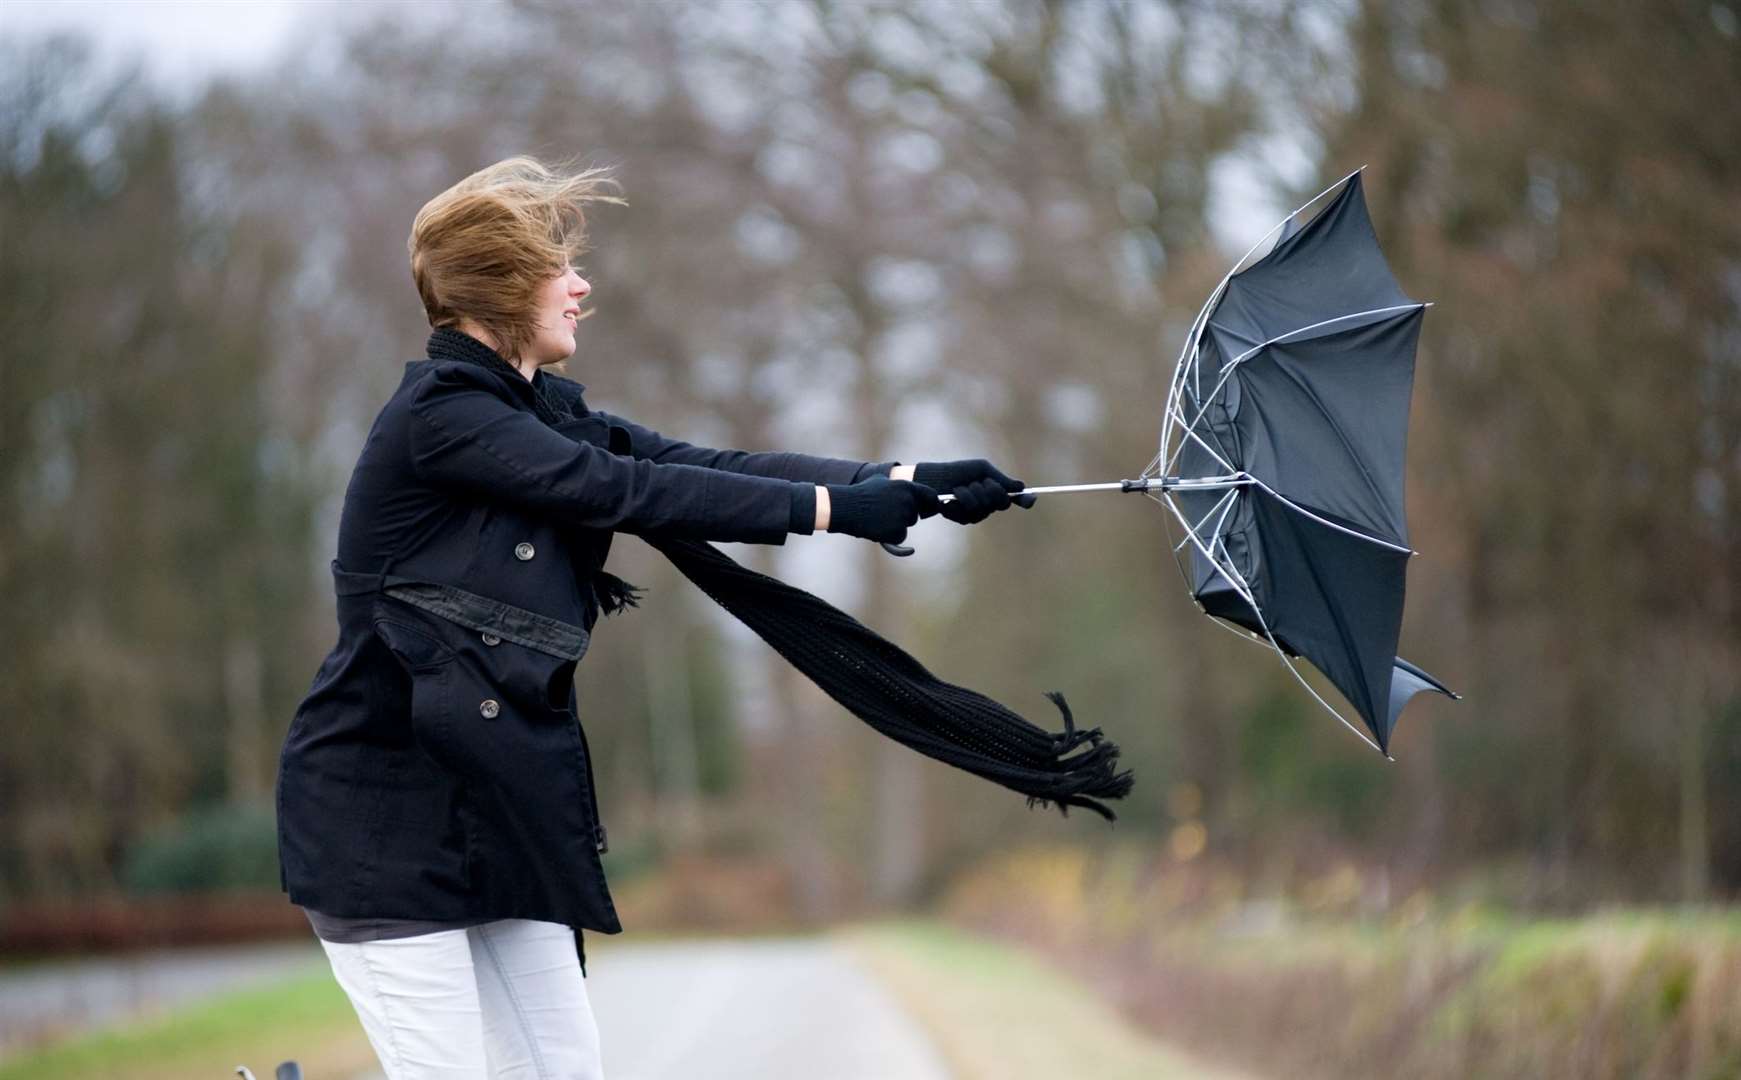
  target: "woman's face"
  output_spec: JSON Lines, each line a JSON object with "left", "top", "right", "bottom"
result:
{"left": 524, "top": 263, "right": 592, "bottom": 367}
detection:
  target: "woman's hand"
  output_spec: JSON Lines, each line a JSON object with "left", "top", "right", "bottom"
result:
{"left": 911, "top": 458, "right": 1038, "bottom": 524}
{"left": 822, "top": 476, "right": 941, "bottom": 544}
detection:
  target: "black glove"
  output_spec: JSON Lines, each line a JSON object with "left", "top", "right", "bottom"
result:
{"left": 912, "top": 458, "right": 1038, "bottom": 524}
{"left": 825, "top": 476, "right": 942, "bottom": 544}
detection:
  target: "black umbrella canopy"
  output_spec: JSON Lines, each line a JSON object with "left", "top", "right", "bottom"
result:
{"left": 1163, "top": 171, "right": 1456, "bottom": 755}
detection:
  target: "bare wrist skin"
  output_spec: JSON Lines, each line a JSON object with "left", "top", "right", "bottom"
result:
{"left": 890, "top": 464, "right": 915, "bottom": 482}
{"left": 814, "top": 485, "right": 831, "bottom": 531}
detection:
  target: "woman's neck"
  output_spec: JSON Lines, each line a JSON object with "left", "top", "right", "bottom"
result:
{"left": 453, "top": 320, "right": 537, "bottom": 382}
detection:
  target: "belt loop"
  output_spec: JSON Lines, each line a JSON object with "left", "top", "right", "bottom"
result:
{"left": 330, "top": 560, "right": 394, "bottom": 598}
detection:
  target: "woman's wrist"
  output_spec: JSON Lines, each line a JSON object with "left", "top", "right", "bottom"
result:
{"left": 815, "top": 485, "right": 830, "bottom": 531}
{"left": 890, "top": 464, "right": 915, "bottom": 482}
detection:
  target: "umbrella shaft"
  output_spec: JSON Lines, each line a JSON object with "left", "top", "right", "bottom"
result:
{"left": 937, "top": 476, "right": 1248, "bottom": 501}
{"left": 1031, "top": 481, "right": 1146, "bottom": 495}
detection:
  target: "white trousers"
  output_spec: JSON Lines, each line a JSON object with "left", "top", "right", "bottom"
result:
{"left": 318, "top": 918, "right": 604, "bottom": 1079}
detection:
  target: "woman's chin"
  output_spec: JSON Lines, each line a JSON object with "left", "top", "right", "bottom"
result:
{"left": 543, "top": 337, "right": 578, "bottom": 364}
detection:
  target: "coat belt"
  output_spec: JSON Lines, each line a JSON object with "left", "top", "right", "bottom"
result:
{"left": 331, "top": 563, "right": 590, "bottom": 661}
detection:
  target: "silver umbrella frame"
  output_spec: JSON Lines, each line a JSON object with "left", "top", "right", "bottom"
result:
{"left": 956, "top": 167, "right": 1432, "bottom": 757}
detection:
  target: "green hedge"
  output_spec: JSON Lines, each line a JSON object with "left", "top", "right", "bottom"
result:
{"left": 120, "top": 801, "right": 280, "bottom": 894}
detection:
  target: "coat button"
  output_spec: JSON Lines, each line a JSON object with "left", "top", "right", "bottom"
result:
{"left": 514, "top": 542, "right": 535, "bottom": 561}
{"left": 481, "top": 632, "right": 502, "bottom": 646}
{"left": 479, "top": 698, "right": 501, "bottom": 719}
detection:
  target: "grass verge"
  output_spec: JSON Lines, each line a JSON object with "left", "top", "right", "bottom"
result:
{"left": 834, "top": 917, "right": 1253, "bottom": 1080}
{"left": 0, "top": 957, "right": 377, "bottom": 1080}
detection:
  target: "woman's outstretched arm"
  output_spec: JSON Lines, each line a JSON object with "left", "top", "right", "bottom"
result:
{"left": 589, "top": 408, "right": 912, "bottom": 486}
{"left": 408, "top": 363, "right": 806, "bottom": 543}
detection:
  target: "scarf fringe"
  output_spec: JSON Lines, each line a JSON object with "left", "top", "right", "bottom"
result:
{"left": 593, "top": 571, "right": 645, "bottom": 618}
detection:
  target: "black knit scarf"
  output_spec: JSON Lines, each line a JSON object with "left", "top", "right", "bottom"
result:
{"left": 429, "top": 327, "right": 1133, "bottom": 821}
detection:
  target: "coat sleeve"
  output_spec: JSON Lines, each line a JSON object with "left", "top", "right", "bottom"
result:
{"left": 591, "top": 408, "right": 897, "bottom": 486}
{"left": 407, "top": 364, "right": 799, "bottom": 544}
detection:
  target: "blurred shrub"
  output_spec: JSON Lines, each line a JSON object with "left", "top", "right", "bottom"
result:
{"left": 1238, "top": 689, "right": 1389, "bottom": 841}
{"left": 943, "top": 845, "right": 1741, "bottom": 1079}
{"left": 608, "top": 852, "right": 799, "bottom": 932}
{"left": 120, "top": 801, "right": 279, "bottom": 894}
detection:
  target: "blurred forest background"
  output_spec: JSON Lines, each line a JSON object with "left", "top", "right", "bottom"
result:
{"left": 2, "top": 0, "right": 1739, "bottom": 1006}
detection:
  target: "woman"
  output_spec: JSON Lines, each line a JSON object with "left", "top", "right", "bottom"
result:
{"left": 274, "top": 156, "right": 1031, "bottom": 1078}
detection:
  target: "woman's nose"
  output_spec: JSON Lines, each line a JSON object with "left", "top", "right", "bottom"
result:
{"left": 572, "top": 274, "right": 591, "bottom": 298}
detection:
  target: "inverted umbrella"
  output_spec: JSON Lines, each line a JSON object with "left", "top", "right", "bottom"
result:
{"left": 984, "top": 169, "right": 1456, "bottom": 756}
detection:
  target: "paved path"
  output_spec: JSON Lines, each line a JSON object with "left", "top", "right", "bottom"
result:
{"left": 582, "top": 936, "right": 951, "bottom": 1080}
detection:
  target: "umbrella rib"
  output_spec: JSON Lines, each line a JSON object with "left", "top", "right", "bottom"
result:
{"left": 1220, "top": 304, "right": 1427, "bottom": 370}
{"left": 1272, "top": 645, "right": 1389, "bottom": 757}
{"left": 1140, "top": 446, "right": 1166, "bottom": 480}
{"left": 1206, "top": 486, "right": 1241, "bottom": 554}
{"left": 1164, "top": 303, "right": 1426, "bottom": 477}
{"left": 1168, "top": 412, "right": 1238, "bottom": 474}
{"left": 1246, "top": 477, "right": 1414, "bottom": 555}
{"left": 1158, "top": 490, "right": 1265, "bottom": 616}
{"left": 1158, "top": 490, "right": 1384, "bottom": 755}
{"left": 1196, "top": 358, "right": 1245, "bottom": 471}
{"left": 1173, "top": 486, "right": 1239, "bottom": 553}
{"left": 1152, "top": 486, "right": 1261, "bottom": 638}
{"left": 1187, "top": 378, "right": 1242, "bottom": 472}
{"left": 1151, "top": 488, "right": 1200, "bottom": 596}
{"left": 1203, "top": 613, "right": 1277, "bottom": 649}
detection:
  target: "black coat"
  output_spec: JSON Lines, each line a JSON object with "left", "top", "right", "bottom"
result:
{"left": 276, "top": 330, "right": 888, "bottom": 934}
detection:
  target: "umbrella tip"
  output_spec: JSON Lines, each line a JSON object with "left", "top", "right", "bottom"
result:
{"left": 1384, "top": 752, "right": 1396, "bottom": 763}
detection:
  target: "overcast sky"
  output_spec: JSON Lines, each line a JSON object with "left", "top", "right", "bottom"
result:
{"left": 0, "top": 1, "right": 331, "bottom": 91}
